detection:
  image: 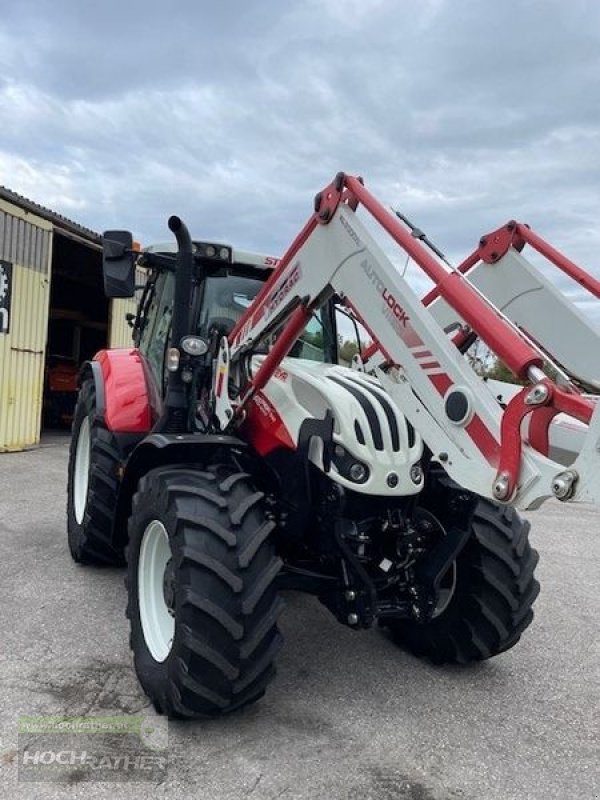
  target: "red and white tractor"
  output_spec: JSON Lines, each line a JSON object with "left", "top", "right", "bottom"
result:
{"left": 67, "top": 172, "right": 600, "bottom": 717}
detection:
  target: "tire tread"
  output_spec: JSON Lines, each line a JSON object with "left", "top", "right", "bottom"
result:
{"left": 127, "top": 465, "right": 282, "bottom": 718}
{"left": 387, "top": 498, "right": 539, "bottom": 664}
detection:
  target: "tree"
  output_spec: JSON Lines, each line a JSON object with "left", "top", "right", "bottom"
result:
{"left": 339, "top": 339, "right": 359, "bottom": 365}
{"left": 482, "top": 356, "right": 558, "bottom": 385}
{"left": 484, "top": 358, "right": 525, "bottom": 385}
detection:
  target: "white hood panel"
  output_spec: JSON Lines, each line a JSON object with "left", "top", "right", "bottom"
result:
{"left": 256, "top": 358, "right": 424, "bottom": 496}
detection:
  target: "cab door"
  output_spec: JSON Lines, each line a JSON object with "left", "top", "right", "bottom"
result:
{"left": 138, "top": 270, "right": 175, "bottom": 397}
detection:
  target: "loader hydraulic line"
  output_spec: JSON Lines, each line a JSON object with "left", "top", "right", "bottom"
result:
{"left": 237, "top": 302, "right": 314, "bottom": 409}
{"left": 391, "top": 208, "right": 453, "bottom": 268}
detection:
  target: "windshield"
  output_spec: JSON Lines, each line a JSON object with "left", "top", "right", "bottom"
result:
{"left": 196, "top": 269, "right": 335, "bottom": 363}
{"left": 288, "top": 311, "right": 327, "bottom": 362}
{"left": 197, "top": 272, "right": 265, "bottom": 337}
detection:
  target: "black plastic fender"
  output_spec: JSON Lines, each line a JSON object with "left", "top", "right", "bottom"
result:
{"left": 79, "top": 360, "right": 105, "bottom": 419}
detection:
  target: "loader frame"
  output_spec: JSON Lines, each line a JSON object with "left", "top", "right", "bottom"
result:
{"left": 215, "top": 172, "right": 600, "bottom": 511}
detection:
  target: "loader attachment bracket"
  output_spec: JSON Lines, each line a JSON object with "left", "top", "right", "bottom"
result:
{"left": 313, "top": 171, "right": 361, "bottom": 223}
{"left": 477, "top": 220, "right": 526, "bottom": 264}
{"left": 494, "top": 379, "right": 594, "bottom": 501}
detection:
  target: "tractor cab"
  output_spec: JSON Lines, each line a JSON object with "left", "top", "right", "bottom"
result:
{"left": 101, "top": 231, "right": 343, "bottom": 408}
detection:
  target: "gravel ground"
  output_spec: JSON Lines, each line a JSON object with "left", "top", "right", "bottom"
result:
{"left": 0, "top": 432, "right": 598, "bottom": 799}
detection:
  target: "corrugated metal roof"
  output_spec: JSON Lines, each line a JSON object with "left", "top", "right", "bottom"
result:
{"left": 0, "top": 185, "right": 100, "bottom": 244}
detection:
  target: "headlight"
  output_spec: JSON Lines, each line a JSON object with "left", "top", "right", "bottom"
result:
{"left": 349, "top": 462, "right": 368, "bottom": 482}
{"left": 331, "top": 444, "right": 369, "bottom": 484}
{"left": 180, "top": 335, "right": 208, "bottom": 356}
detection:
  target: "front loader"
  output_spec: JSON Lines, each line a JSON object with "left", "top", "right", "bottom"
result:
{"left": 67, "top": 173, "right": 599, "bottom": 718}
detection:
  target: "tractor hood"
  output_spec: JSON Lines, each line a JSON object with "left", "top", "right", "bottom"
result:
{"left": 247, "top": 357, "right": 424, "bottom": 496}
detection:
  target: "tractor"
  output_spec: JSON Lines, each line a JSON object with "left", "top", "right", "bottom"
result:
{"left": 67, "top": 172, "right": 600, "bottom": 718}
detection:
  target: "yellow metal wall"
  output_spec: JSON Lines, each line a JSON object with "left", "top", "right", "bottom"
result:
{"left": 0, "top": 200, "right": 53, "bottom": 451}
{"left": 108, "top": 266, "right": 145, "bottom": 348}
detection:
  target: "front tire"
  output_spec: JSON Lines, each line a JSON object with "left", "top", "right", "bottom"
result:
{"left": 126, "top": 465, "right": 284, "bottom": 718}
{"left": 67, "top": 379, "right": 124, "bottom": 565}
{"left": 387, "top": 500, "right": 539, "bottom": 664}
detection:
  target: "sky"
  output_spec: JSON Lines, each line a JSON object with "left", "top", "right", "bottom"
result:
{"left": 1, "top": 0, "right": 599, "bottom": 315}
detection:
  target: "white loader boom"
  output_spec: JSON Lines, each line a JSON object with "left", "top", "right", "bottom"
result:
{"left": 426, "top": 221, "right": 600, "bottom": 392}
{"left": 214, "top": 173, "right": 600, "bottom": 511}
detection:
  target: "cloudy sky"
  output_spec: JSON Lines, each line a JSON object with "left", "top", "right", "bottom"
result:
{"left": 1, "top": 0, "right": 599, "bottom": 311}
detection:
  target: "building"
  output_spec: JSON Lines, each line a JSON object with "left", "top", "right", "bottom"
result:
{"left": 0, "top": 187, "right": 138, "bottom": 451}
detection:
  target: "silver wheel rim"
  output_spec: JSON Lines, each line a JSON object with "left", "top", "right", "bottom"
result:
{"left": 74, "top": 416, "right": 91, "bottom": 525}
{"left": 138, "top": 521, "right": 175, "bottom": 663}
{"left": 432, "top": 562, "right": 457, "bottom": 618}
{"left": 413, "top": 508, "right": 457, "bottom": 619}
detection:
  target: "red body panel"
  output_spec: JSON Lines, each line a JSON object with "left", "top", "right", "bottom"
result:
{"left": 95, "top": 349, "right": 154, "bottom": 433}
{"left": 241, "top": 391, "right": 295, "bottom": 456}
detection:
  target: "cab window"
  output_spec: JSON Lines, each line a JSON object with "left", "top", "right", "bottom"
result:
{"left": 289, "top": 311, "right": 327, "bottom": 361}
{"left": 139, "top": 271, "right": 175, "bottom": 390}
{"left": 197, "top": 272, "right": 265, "bottom": 337}
{"left": 335, "top": 305, "right": 371, "bottom": 366}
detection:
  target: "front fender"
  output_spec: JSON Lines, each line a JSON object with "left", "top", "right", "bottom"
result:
{"left": 92, "top": 349, "right": 156, "bottom": 433}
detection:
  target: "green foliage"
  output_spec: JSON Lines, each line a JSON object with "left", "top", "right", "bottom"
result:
{"left": 302, "top": 330, "right": 324, "bottom": 349}
{"left": 339, "top": 339, "right": 359, "bottom": 364}
{"left": 484, "top": 359, "right": 526, "bottom": 385}
{"left": 483, "top": 356, "right": 559, "bottom": 386}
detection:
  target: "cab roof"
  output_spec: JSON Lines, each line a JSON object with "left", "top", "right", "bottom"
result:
{"left": 144, "top": 241, "right": 279, "bottom": 270}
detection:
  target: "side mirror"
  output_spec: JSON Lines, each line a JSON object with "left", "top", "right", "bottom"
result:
{"left": 102, "top": 230, "right": 135, "bottom": 298}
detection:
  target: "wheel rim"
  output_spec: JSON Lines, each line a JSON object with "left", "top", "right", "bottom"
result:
{"left": 432, "top": 562, "right": 457, "bottom": 618}
{"left": 414, "top": 507, "right": 457, "bottom": 619}
{"left": 138, "top": 520, "right": 175, "bottom": 663}
{"left": 73, "top": 416, "right": 91, "bottom": 524}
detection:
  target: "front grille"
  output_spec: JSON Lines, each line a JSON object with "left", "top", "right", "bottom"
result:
{"left": 328, "top": 374, "right": 408, "bottom": 453}
{"left": 328, "top": 376, "right": 385, "bottom": 451}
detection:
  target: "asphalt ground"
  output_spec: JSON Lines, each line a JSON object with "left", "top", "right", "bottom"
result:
{"left": 0, "top": 432, "right": 598, "bottom": 799}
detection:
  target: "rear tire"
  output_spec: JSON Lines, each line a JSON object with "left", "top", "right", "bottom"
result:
{"left": 126, "top": 464, "right": 284, "bottom": 718}
{"left": 386, "top": 500, "right": 539, "bottom": 664}
{"left": 67, "top": 379, "right": 124, "bottom": 566}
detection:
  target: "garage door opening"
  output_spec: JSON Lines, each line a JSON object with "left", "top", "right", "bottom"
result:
{"left": 43, "top": 233, "right": 109, "bottom": 429}
{"left": 0, "top": 188, "right": 140, "bottom": 450}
